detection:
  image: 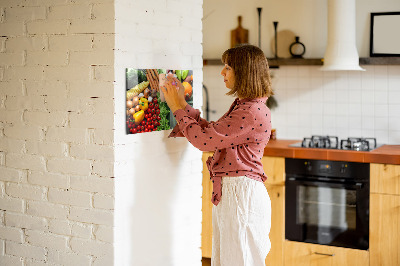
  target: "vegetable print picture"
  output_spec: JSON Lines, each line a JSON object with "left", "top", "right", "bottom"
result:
{"left": 125, "top": 68, "right": 194, "bottom": 134}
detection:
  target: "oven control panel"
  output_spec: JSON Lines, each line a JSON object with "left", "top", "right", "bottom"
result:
{"left": 286, "top": 158, "right": 369, "bottom": 180}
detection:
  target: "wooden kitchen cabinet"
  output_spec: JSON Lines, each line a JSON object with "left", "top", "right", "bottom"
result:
{"left": 370, "top": 163, "right": 400, "bottom": 266}
{"left": 202, "top": 152, "right": 213, "bottom": 258}
{"left": 201, "top": 154, "right": 286, "bottom": 265}
{"left": 284, "top": 241, "right": 369, "bottom": 266}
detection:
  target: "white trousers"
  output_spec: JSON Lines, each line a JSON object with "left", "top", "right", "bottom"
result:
{"left": 212, "top": 176, "right": 271, "bottom": 266}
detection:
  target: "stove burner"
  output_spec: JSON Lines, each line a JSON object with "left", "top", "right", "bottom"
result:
{"left": 340, "top": 137, "right": 377, "bottom": 151}
{"left": 301, "top": 135, "right": 339, "bottom": 149}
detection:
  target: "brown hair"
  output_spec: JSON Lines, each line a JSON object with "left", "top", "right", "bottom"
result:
{"left": 221, "top": 44, "right": 273, "bottom": 99}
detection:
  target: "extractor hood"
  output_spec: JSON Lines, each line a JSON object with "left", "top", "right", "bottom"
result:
{"left": 320, "top": 0, "right": 365, "bottom": 71}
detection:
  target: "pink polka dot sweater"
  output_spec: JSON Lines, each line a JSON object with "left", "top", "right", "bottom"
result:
{"left": 169, "top": 97, "right": 272, "bottom": 206}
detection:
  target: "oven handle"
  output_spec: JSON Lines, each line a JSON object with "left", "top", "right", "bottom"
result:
{"left": 286, "top": 177, "right": 364, "bottom": 189}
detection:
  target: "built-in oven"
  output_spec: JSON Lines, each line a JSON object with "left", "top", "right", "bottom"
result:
{"left": 285, "top": 158, "right": 369, "bottom": 250}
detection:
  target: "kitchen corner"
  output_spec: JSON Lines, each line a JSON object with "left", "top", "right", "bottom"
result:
{"left": 201, "top": 139, "right": 400, "bottom": 265}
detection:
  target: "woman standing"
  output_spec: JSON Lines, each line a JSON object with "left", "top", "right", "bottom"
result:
{"left": 161, "top": 44, "right": 273, "bottom": 266}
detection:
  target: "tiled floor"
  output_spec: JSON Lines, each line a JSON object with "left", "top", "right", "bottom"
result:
{"left": 202, "top": 257, "right": 211, "bottom": 266}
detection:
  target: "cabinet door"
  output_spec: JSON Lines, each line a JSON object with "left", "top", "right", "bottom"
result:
{"left": 202, "top": 152, "right": 213, "bottom": 258}
{"left": 262, "top": 156, "right": 285, "bottom": 185}
{"left": 370, "top": 163, "right": 400, "bottom": 195}
{"left": 284, "top": 241, "right": 369, "bottom": 266}
{"left": 264, "top": 184, "right": 284, "bottom": 266}
{"left": 370, "top": 193, "right": 400, "bottom": 266}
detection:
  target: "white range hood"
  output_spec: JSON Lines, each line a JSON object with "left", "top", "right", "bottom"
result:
{"left": 320, "top": 0, "right": 365, "bottom": 71}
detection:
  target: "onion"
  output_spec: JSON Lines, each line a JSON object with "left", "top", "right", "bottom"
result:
{"left": 132, "top": 96, "right": 139, "bottom": 106}
{"left": 127, "top": 100, "right": 133, "bottom": 109}
{"left": 128, "top": 108, "right": 135, "bottom": 115}
{"left": 135, "top": 105, "right": 141, "bottom": 112}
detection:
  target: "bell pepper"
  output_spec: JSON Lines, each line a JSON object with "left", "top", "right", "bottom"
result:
{"left": 139, "top": 97, "right": 148, "bottom": 111}
{"left": 133, "top": 110, "right": 145, "bottom": 125}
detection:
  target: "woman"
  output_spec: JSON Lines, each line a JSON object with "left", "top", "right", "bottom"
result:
{"left": 161, "top": 44, "right": 273, "bottom": 266}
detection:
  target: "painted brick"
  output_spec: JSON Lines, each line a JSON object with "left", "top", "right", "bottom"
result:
{"left": 0, "top": 22, "right": 24, "bottom": 36}
{"left": 24, "top": 80, "right": 67, "bottom": 98}
{"left": 27, "top": 200, "right": 69, "bottom": 219}
{"left": 0, "top": 255, "right": 23, "bottom": 266}
{"left": 92, "top": 34, "right": 114, "bottom": 51}
{"left": 49, "top": 35, "right": 93, "bottom": 52}
{"left": 25, "top": 229, "right": 68, "bottom": 251}
{"left": 93, "top": 194, "right": 114, "bottom": 210}
{"left": 94, "top": 225, "right": 112, "bottom": 243}
{"left": 26, "top": 51, "right": 68, "bottom": 66}
{"left": 27, "top": 20, "right": 69, "bottom": 35}
{"left": 48, "top": 219, "right": 71, "bottom": 236}
{"left": 0, "top": 197, "right": 24, "bottom": 213}
{"left": 6, "top": 153, "right": 46, "bottom": 171}
{"left": 70, "top": 237, "right": 113, "bottom": 257}
{"left": 71, "top": 222, "right": 92, "bottom": 239}
{"left": 0, "top": 52, "right": 24, "bottom": 66}
{"left": 0, "top": 225, "right": 23, "bottom": 243}
{"left": 69, "top": 207, "right": 113, "bottom": 226}
{"left": 25, "top": 140, "right": 67, "bottom": 157}
{"left": 45, "top": 127, "right": 88, "bottom": 144}
{"left": 5, "top": 36, "right": 47, "bottom": 52}
{"left": 44, "top": 66, "right": 91, "bottom": 82}
{"left": 0, "top": 138, "right": 25, "bottom": 154}
{"left": 92, "top": 160, "right": 113, "bottom": 177}
{"left": 22, "top": 0, "right": 69, "bottom": 6}
{"left": 4, "top": 125, "right": 43, "bottom": 141}
{"left": 47, "top": 250, "right": 91, "bottom": 266}
{"left": 48, "top": 188, "right": 91, "bottom": 208}
{"left": 70, "top": 175, "right": 113, "bottom": 195}
{"left": 69, "top": 112, "right": 114, "bottom": 129}
{"left": 4, "top": 96, "right": 46, "bottom": 111}
{"left": 69, "top": 19, "right": 114, "bottom": 34}
{"left": 47, "top": 157, "right": 92, "bottom": 176}
{"left": 6, "top": 241, "right": 46, "bottom": 261}
{"left": 3, "top": 66, "right": 44, "bottom": 81}
{"left": 0, "top": 37, "right": 5, "bottom": 52}
{"left": 6, "top": 183, "right": 46, "bottom": 201}
{"left": 48, "top": 4, "right": 91, "bottom": 20}
{"left": 93, "top": 252, "right": 113, "bottom": 266}
{"left": 89, "top": 128, "right": 114, "bottom": 146}
{"left": 0, "top": 110, "right": 23, "bottom": 125}
{"left": 4, "top": 6, "right": 46, "bottom": 22}
{"left": 28, "top": 171, "right": 69, "bottom": 189}
{"left": 43, "top": 96, "right": 81, "bottom": 112}
{"left": 69, "top": 81, "right": 114, "bottom": 98}
{"left": 5, "top": 212, "right": 48, "bottom": 231}
{"left": 69, "top": 50, "right": 113, "bottom": 66}
{"left": 70, "top": 144, "right": 114, "bottom": 161}
{"left": 0, "top": 153, "right": 4, "bottom": 166}
{"left": 92, "top": 3, "right": 114, "bottom": 20}
{"left": 93, "top": 65, "right": 114, "bottom": 82}
{"left": 0, "top": 81, "right": 24, "bottom": 96}
{"left": 0, "top": 211, "right": 4, "bottom": 226}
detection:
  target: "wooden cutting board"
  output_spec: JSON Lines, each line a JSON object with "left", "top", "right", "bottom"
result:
{"left": 231, "top": 16, "right": 249, "bottom": 48}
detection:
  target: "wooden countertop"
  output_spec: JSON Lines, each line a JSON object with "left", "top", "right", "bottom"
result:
{"left": 263, "top": 139, "right": 400, "bottom": 165}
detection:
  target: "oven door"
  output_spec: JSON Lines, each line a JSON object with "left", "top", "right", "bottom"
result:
{"left": 285, "top": 177, "right": 369, "bottom": 250}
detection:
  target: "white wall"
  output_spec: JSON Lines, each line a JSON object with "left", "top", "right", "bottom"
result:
{"left": 0, "top": 0, "right": 115, "bottom": 265}
{"left": 203, "top": 0, "right": 400, "bottom": 145}
{"left": 113, "top": 0, "right": 203, "bottom": 265}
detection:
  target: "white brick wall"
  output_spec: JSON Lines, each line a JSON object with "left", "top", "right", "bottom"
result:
{"left": 0, "top": 0, "right": 115, "bottom": 265}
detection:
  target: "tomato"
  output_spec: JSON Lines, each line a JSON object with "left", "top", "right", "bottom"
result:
{"left": 157, "top": 115, "right": 161, "bottom": 120}
{"left": 145, "top": 128, "right": 149, "bottom": 132}
{"left": 133, "top": 129, "right": 137, "bottom": 134}
{"left": 153, "top": 98, "right": 158, "bottom": 104}
{"left": 156, "top": 109, "right": 160, "bottom": 115}
{"left": 155, "top": 104, "right": 159, "bottom": 109}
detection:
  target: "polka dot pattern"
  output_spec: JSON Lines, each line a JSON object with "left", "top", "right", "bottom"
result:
{"left": 168, "top": 97, "right": 272, "bottom": 206}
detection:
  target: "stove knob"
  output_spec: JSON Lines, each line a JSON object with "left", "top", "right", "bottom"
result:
{"left": 340, "top": 164, "right": 347, "bottom": 174}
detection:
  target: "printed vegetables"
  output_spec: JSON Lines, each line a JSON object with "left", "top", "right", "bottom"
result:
{"left": 126, "top": 81, "right": 149, "bottom": 99}
{"left": 139, "top": 97, "right": 148, "bottom": 111}
{"left": 133, "top": 110, "right": 145, "bottom": 125}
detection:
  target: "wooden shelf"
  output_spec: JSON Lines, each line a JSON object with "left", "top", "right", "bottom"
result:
{"left": 203, "top": 57, "right": 400, "bottom": 67}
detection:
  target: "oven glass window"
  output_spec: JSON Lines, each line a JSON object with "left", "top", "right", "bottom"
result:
{"left": 297, "top": 186, "right": 356, "bottom": 230}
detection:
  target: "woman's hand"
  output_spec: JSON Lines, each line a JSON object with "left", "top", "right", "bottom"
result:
{"left": 160, "top": 75, "right": 187, "bottom": 113}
